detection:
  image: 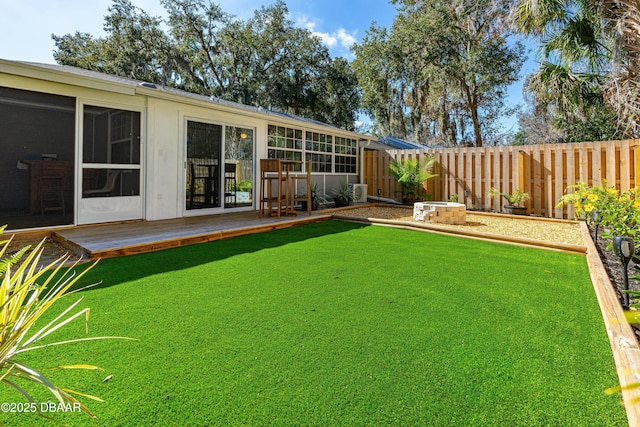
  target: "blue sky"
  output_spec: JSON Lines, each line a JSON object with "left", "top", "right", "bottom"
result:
{"left": 0, "top": 0, "right": 535, "bottom": 132}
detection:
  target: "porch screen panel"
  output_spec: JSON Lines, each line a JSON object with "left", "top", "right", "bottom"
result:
{"left": 82, "top": 106, "right": 141, "bottom": 198}
{"left": 0, "top": 86, "right": 75, "bottom": 230}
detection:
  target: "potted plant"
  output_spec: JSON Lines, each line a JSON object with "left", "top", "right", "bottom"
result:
{"left": 332, "top": 181, "right": 352, "bottom": 208}
{"left": 299, "top": 182, "right": 324, "bottom": 211}
{"left": 389, "top": 155, "right": 438, "bottom": 204}
{"left": 489, "top": 187, "right": 530, "bottom": 215}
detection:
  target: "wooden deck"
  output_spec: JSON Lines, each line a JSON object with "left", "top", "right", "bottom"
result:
{"left": 53, "top": 211, "right": 331, "bottom": 260}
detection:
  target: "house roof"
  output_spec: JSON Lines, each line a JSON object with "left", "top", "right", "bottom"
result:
{"left": 0, "top": 59, "right": 369, "bottom": 140}
{"left": 365, "top": 136, "right": 450, "bottom": 150}
{"left": 375, "top": 136, "right": 425, "bottom": 150}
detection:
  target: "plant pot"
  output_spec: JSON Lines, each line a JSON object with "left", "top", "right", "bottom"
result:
{"left": 299, "top": 200, "right": 318, "bottom": 211}
{"left": 504, "top": 205, "right": 527, "bottom": 215}
{"left": 334, "top": 196, "right": 349, "bottom": 208}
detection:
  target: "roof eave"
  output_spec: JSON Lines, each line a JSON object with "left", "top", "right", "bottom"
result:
{"left": 136, "top": 85, "right": 368, "bottom": 139}
{"left": 0, "top": 59, "right": 136, "bottom": 96}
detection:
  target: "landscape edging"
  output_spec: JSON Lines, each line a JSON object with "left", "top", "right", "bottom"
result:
{"left": 581, "top": 221, "right": 640, "bottom": 427}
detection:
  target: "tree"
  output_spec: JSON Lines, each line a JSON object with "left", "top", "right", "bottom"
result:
{"left": 310, "top": 58, "right": 360, "bottom": 131}
{"left": 601, "top": 0, "right": 640, "bottom": 137}
{"left": 53, "top": 0, "right": 172, "bottom": 83}
{"left": 161, "top": 0, "right": 358, "bottom": 127}
{"left": 510, "top": 0, "right": 624, "bottom": 141}
{"left": 353, "top": 0, "right": 524, "bottom": 147}
{"left": 53, "top": 0, "right": 359, "bottom": 130}
{"left": 351, "top": 25, "right": 414, "bottom": 140}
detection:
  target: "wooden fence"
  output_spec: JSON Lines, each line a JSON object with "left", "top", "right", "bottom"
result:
{"left": 363, "top": 140, "right": 640, "bottom": 219}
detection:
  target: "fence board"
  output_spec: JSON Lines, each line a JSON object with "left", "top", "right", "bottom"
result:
{"left": 566, "top": 145, "right": 576, "bottom": 219}
{"left": 592, "top": 141, "right": 602, "bottom": 187}
{"left": 363, "top": 139, "right": 639, "bottom": 219}
{"left": 502, "top": 147, "right": 510, "bottom": 203}
{"left": 635, "top": 145, "right": 640, "bottom": 188}
{"left": 621, "top": 140, "right": 631, "bottom": 190}
{"left": 554, "top": 145, "right": 564, "bottom": 218}
{"left": 493, "top": 147, "right": 502, "bottom": 211}
{"left": 474, "top": 149, "right": 482, "bottom": 208}
{"left": 484, "top": 148, "right": 493, "bottom": 210}
{"left": 532, "top": 148, "right": 542, "bottom": 215}
{"left": 606, "top": 142, "right": 616, "bottom": 185}
{"left": 544, "top": 145, "right": 553, "bottom": 217}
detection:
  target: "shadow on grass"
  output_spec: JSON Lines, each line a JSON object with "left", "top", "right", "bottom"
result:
{"left": 66, "top": 220, "right": 369, "bottom": 292}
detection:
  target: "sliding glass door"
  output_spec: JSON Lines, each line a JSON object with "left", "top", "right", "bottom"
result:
{"left": 185, "top": 120, "right": 255, "bottom": 212}
{"left": 185, "top": 121, "right": 222, "bottom": 210}
{"left": 224, "top": 126, "right": 254, "bottom": 208}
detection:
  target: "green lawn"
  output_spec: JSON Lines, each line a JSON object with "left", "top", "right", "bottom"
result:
{"left": 2, "top": 220, "right": 627, "bottom": 426}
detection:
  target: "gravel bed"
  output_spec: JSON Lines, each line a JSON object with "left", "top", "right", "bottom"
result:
{"left": 589, "top": 225, "right": 640, "bottom": 296}
{"left": 5, "top": 235, "right": 82, "bottom": 267}
{"left": 340, "top": 206, "right": 585, "bottom": 247}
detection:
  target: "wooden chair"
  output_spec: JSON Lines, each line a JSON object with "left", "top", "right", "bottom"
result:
{"left": 188, "top": 162, "right": 218, "bottom": 209}
{"left": 224, "top": 162, "right": 237, "bottom": 208}
{"left": 259, "top": 159, "right": 286, "bottom": 217}
{"left": 39, "top": 162, "right": 68, "bottom": 215}
{"left": 292, "top": 160, "right": 312, "bottom": 215}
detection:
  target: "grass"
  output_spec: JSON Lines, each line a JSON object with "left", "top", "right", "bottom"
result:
{"left": 1, "top": 220, "right": 627, "bottom": 426}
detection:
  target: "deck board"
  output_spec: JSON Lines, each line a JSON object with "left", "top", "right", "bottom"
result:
{"left": 54, "top": 211, "right": 331, "bottom": 259}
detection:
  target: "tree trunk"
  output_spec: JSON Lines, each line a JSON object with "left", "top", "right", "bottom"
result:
{"left": 470, "top": 105, "right": 483, "bottom": 147}
{"left": 463, "top": 82, "right": 483, "bottom": 147}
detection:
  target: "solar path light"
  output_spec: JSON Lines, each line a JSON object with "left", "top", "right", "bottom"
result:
{"left": 613, "top": 236, "right": 635, "bottom": 309}
{"left": 591, "top": 210, "right": 600, "bottom": 243}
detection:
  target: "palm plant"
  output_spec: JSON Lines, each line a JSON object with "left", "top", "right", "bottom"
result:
{"left": 489, "top": 187, "right": 530, "bottom": 207}
{"left": 389, "top": 155, "right": 438, "bottom": 202}
{"left": 510, "top": 0, "right": 622, "bottom": 139}
{"left": 601, "top": 0, "right": 640, "bottom": 136}
{"left": 0, "top": 226, "right": 133, "bottom": 418}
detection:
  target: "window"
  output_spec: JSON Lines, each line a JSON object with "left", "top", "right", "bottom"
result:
{"left": 335, "top": 137, "right": 357, "bottom": 173}
{"left": 266, "top": 123, "right": 358, "bottom": 175}
{"left": 267, "top": 125, "right": 302, "bottom": 170}
{"left": 305, "top": 131, "right": 332, "bottom": 172}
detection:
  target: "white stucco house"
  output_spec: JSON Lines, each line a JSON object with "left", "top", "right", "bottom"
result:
{"left": 0, "top": 59, "right": 372, "bottom": 231}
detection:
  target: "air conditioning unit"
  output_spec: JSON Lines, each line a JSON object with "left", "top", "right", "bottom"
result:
{"left": 351, "top": 184, "right": 368, "bottom": 204}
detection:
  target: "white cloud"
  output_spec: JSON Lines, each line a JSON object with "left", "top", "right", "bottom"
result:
{"left": 316, "top": 32, "right": 338, "bottom": 48}
{"left": 335, "top": 28, "right": 357, "bottom": 48}
{"left": 294, "top": 14, "right": 357, "bottom": 54}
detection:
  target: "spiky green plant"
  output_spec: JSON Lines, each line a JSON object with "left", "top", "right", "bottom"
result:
{"left": 0, "top": 226, "right": 133, "bottom": 418}
{"left": 389, "top": 155, "right": 438, "bottom": 201}
{"left": 488, "top": 187, "right": 530, "bottom": 207}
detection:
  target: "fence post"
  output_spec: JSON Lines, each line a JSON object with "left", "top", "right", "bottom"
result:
{"left": 621, "top": 140, "right": 631, "bottom": 191}
{"left": 635, "top": 144, "right": 640, "bottom": 188}
{"left": 517, "top": 149, "right": 525, "bottom": 196}
{"left": 554, "top": 145, "right": 565, "bottom": 219}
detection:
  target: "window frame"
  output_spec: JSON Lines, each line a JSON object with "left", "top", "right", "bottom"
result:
{"left": 267, "top": 123, "right": 358, "bottom": 175}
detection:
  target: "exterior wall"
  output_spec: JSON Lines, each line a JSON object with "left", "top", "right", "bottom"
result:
{"left": 145, "top": 97, "right": 267, "bottom": 221}
{"left": 145, "top": 99, "right": 181, "bottom": 221}
{"left": 1, "top": 72, "right": 146, "bottom": 228}
{"left": 1, "top": 62, "right": 370, "bottom": 229}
